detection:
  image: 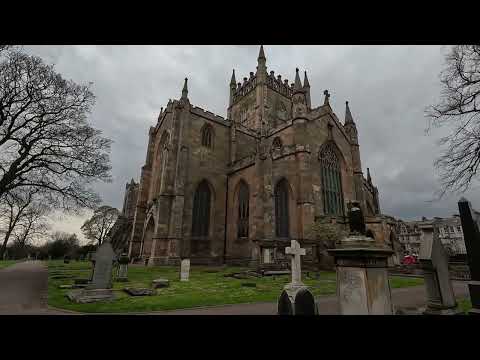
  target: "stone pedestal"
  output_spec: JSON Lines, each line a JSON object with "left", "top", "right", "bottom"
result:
{"left": 328, "top": 235, "right": 394, "bottom": 315}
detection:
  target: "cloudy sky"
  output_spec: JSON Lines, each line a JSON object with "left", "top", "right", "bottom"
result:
{"left": 22, "top": 45, "right": 480, "bottom": 243}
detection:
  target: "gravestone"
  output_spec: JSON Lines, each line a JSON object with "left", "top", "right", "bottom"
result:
{"left": 64, "top": 255, "right": 70, "bottom": 264}
{"left": 418, "top": 227, "right": 461, "bottom": 315}
{"left": 328, "top": 203, "right": 394, "bottom": 315}
{"left": 116, "top": 252, "right": 129, "bottom": 282}
{"left": 458, "top": 197, "right": 480, "bottom": 315}
{"left": 263, "top": 248, "right": 272, "bottom": 264}
{"left": 88, "top": 242, "right": 116, "bottom": 289}
{"left": 180, "top": 258, "right": 190, "bottom": 282}
{"left": 277, "top": 240, "right": 317, "bottom": 315}
{"left": 67, "top": 241, "right": 117, "bottom": 303}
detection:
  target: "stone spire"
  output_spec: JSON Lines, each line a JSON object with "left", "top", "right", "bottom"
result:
{"left": 303, "top": 70, "right": 310, "bottom": 88}
{"left": 345, "top": 101, "right": 355, "bottom": 124}
{"left": 303, "top": 71, "right": 311, "bottom": 109}
{"left": 293, "top": 68, "right": 303, "bottom": 93}
{"left": 230, "top": 69, "right": 236, "bottom": 86}
{"left": 229, "top": 69, "right": 236, "bottom": 110}
{"left": 181, "top": 78, "right": 188, "bottom": 101}
{"left": 258, "top": 45, "right": 266, "bottom": 61}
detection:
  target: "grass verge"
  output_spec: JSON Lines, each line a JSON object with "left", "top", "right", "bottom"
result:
{"left": 47, "top": 260, "right": 424, "bottom": 313}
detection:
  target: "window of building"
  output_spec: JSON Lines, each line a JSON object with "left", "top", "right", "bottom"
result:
{"left": 272, "top": 137, "right": 282, "bottom": 149}
{"left": 319, "top": 144, "right": 344, "bottom": 216}
{"left": 191, "top": 180, "right": 211, "bottom": 237}
{"left": 237, "top": 181, "right": 249, "bottom": 238}
{"left": 201, "top": 124, "right": 213, "bottom": 149}
{"left": 457, "top": 226, "right": 462, "bottom": 233}
{"left": 275, "top": 178, "right": 290, "bottom": 238}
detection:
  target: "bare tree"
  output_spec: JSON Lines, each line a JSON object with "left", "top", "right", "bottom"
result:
{"left": 12, "top": 202, "right": 49, "bottom": 248}
{"left": 0, "top": 47, "right": 112, "bottom": 211}
{"left": 0, "top": 187, "right": 40, "bottom": 257}
{"left": 427, "top": 45, "right": 480, "bottom": 195}
{"left": 81, "top": 205, "right": 119, "bottom": 247}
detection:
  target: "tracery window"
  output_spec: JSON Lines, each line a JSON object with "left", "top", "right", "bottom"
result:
{"left": 272, "top": 137, "right": 282, "bottom": 149}
{"left": 237, "top": 181, "right": 249, "bottom": 238}
{"left": 191, "top": 180, "right": 211, "bottom": 237}
{"left": 320, "top": 144, "right": 344, "bottom": 216}
{"left": 275, "top": 179, "right": 290, "bottom": 238}
{"left": 201, "top": 124, "right": 213, "bottom": 149}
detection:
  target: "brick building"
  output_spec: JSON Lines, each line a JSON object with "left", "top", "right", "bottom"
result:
{"left": 117, "top": 46, "right": 397, "bottom": 266}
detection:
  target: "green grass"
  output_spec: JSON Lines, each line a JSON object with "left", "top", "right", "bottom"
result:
{"left": 0, "top": 260, "right": 18, "bottom": 270}
{"left": 458, "top": 298, "right": 472, "bottom": 314}
{"left": 47, "top": 260, "right": 424, "bottom": 313}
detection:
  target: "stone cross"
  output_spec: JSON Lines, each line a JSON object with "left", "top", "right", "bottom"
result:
{"left": 285, "top": 240, "right": 306, "bottom": 285}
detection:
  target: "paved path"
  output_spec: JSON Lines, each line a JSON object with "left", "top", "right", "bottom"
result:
{"left": 143, "top": 281, "right": 469, "bottom": 315}
{"left": 0, "top": 261, "right": 67, "bottom": 315}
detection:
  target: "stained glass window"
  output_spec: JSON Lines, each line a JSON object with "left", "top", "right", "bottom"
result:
{"left": 320, "top": 144, "right": 344, "bottom": 216}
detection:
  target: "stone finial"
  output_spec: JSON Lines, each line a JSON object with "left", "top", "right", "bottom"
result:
{"left": 345, "top": 101, "right": 355, "bottom": 124}
{"left": 243, "top": 77, "right": 248, "bottom": 83}
{"left": 293, "top": 68, "right": 303, "bottom": 92}
{"left": 323, "top": 90, "right": 330, "bottom": 105}
{"left": 237, "top": 82, "right": 242, "bottom": 89}
{"left": 258, "top": 45, "right": 266, "bottom": 61}
{"left": 367, "top": 168, "right": 372, "bottom": 183}
{"left": 284, "top": 79, "right": 289, "bottom": 86}
{"left": 270, "top": 71, "right": 275, "bottom": 77}
{"left": 303, "top": 70, "right": 310, "bottom": 88}
{"left": 181, "top": 78, "right": 188, "bottom": 100}
{"left": 250, "top": 72, "right": 254, "bottom": 79}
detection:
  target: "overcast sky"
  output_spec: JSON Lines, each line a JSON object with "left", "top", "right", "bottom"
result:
{"left": 22, "top": 45, "right": 480, "bottom": 243}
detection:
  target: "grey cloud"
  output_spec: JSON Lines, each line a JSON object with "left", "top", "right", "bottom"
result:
{"left": 21, "top": 45, "right": 480, "bottom": 238}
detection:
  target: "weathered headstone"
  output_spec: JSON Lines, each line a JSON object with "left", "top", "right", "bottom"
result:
{"left": 328, "top": 203, "right": 394, "bottom": 315}
{"left": 263, "top": 248, "right": 272, "bottom": 264}
{"left": 116, "top": 252, "right": 129, "bottom": 282}
{"left": 88, "top": 242, "right": 116, "bottom": 289}
{"left": 67, "top": 241, "right": 117, "bottom": 303}
{"left": 277, "top": 240, "right": 317, "bottom": 315}
{"left": 419, "top": 227, "right": 461, "bottom": 315}
{"left": 180, "top": 258, "right": 190, "bottom": 282}
{"left": 458, "top": 197, "right": 480, "bottom": 315}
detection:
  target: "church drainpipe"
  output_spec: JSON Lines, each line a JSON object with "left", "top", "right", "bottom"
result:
{"left": 223, "top": 176, "right": 229, "bottom": 265}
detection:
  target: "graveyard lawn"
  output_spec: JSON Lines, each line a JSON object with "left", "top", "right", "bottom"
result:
{"left": 458, "top": 298, "right": 472, "bottom": 314}
{"left": 47, "top": 261, "right": 424, "bottom": 313}
{"left": 0, "top": 260, "right": 18, "bottom": 270}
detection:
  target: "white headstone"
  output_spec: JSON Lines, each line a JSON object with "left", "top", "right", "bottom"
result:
{"left": 263, "top": 248, "right": 271, "bottom": 264}
{"left": 285, "top": 240, "right": 306, "bottom": 286}
{"left": 180, "top": 259, "right": 190, "bottom": 282}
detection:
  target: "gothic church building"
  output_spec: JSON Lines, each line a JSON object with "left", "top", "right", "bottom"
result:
{"left": 121, "top": 46, "right": 395, "bottom": 266}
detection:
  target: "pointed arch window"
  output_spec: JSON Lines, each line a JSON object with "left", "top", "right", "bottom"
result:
{"left": 320, "top": 144, "right": 344, "bottom": 216}
{"left": 191, "top": 181, "right": 211, "bottom": 237}
{"left": 237, "top": 181, "right": 249, "bottom": 238}
{"left": 275, "top": 179, "right": 290, "bottom": 238}
{"left": 201, "top": 124, "right": 213, "bottom": 149}
{"left": 272, "top": 137, "right": 282, "bottom": 149}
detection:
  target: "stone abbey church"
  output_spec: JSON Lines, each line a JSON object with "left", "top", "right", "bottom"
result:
{"left": 114, "top": 46, "right": 397, "bottom": 266}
